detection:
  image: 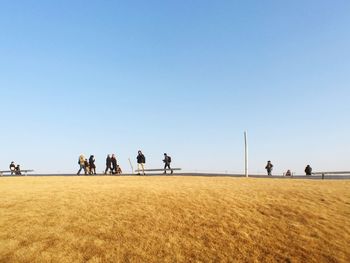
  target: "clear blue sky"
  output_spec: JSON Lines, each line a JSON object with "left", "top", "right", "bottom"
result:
{"left": 1, "top": 0, "right": 349, "bottom": 174}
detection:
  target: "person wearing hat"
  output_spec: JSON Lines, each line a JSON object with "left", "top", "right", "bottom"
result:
{"left": 163, "top": 153, "right": 173, "bottom": 175}
{"left": 265, "top": 160, "right": 273, "bottom": 176}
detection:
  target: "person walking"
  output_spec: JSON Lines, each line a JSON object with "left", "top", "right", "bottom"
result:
{"left": 84, "top": 159, "right": 90, "bottom": 174}
{"left": 105, "top": 155, "right": 112, "bottom": 174}
{"left": 265, "top": 160, "right": 273, "bottom": 176}
{"left": 305, "top": 165, "right": 312, "bottom": 176}
{"left": 111, "top": 154, "right": 118, "bottom": 175}
{"left": 89, "top": 155, "right": 96, "bottom": 175}
{"left": 77, "top": 154, "right": 86, "bottom": 175}
{"left": 137, "top": 150, "right": 146, "bottom": 175}
{"left": 163, "top": 153, "right": 173, "bottom": 175}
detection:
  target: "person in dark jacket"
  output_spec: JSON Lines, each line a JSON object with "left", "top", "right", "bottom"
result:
{"left": 15, "top": 165, "right": 22, "bottom": 175}
{"left": 305, "top": 165, "right": 312, "bottom": 176}
{"left": 137, "top": 150, "right": 146, "bottom": 175}
{"left": 163, "top": 153, "right": 173, "bottom": 175}
{"left": 89, "top": 155, "right": 96, "bottom": 175}
{"left": 105, "top": 155, "right": 112, "bottom": 174}
{"left": 285, "top": 169, "right": 292, "bottom": 176}
{"left": 111, "top": 154, "right": 118, "bottom": 175}
{"left": 265, "top": 161, "right": 273, "bottom": 176}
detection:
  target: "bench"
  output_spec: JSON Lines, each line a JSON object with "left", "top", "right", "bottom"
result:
{"left": 312, "top": 171, "right": 350, "bottom": 179}
{"left": 0, "top": 169, "right": 34, "bottom": 176}
{"left": 135, "top": 168, "right": 182, "bottom": 174}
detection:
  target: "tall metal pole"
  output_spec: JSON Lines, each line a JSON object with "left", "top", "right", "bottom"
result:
{"left": 128, "top": 158, "right": 134, "bottom": 175}
{"left": 244, "top": 131, "right": 248, "bottom": 177}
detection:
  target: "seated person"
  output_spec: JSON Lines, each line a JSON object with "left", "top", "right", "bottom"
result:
{"left": 15, "top": 165, "right": 22, "bottom": 175}
{"left": 9, "top": 161, "right": 16, "bottom": 175}
{"left": 116, "top": 165, "right": 122, "bottom": 175}
{"left": 285, "top": 170, "right": 292, "bottom": 176}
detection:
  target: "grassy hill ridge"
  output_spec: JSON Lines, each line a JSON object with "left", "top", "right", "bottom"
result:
{"left": 0, "top": 177, "right": 349, "bottom": 262}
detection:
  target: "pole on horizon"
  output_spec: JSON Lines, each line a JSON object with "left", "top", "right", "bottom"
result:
{"left": 128, "top": 158, "right": 134, "bottom": 174}
{"left": 244, "top": 131, "right": 248, "bottom": 177}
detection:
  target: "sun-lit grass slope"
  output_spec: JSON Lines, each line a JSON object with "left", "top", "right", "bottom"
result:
{"left": 0, "top": 176, "right": 349, "bottom": 263}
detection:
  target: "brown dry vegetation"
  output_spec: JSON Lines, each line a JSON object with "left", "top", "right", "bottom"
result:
{"left": 0, "top": 176, "right": 349, "bottom": 263}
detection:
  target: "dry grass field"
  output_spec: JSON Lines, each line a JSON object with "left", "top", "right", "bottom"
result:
{"left": 0, "top": 176, "right": 349, "bottom": 263}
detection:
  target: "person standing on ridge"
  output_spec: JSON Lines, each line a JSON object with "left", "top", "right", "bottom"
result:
{"left": 137, "top": 150, "right": 146, "bottom": 175}
{"left": 305, "top": 165, "right": 312, "bottom": 176}
{"left": 89, "top": 155, "right": 96, "bottom": 175}
{"left": 111, "top": 154, "right": 118, "bottom": 175}
{"left": 105, "top": 154, "right": 112, "bottom": 174}
{"left": 265, "top": 160, "right": 273, "bottom": 176}
{"left": 77, "top": 154, "right": 86, "bottom": 175}
{"left": 163, "top": 153, "right": 173, "bottom": 175}
{"left": 84, "top": 159, "right": 90, "bottom": 175}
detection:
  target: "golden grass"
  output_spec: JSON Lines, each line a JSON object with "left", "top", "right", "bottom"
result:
{"left": 0, "top": 176, "right": 349, "bottom": 263}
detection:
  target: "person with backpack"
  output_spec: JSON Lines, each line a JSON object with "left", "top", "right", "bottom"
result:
{"left": 77, "top": 154, "right": 86, "bottom": 175}
{"left": 163, "top": 153, "right": 173, "bottom": 175}
{"left": 305, "top": 165, "right": 312, "bottom": 176}
{"left": 89, "top": 155, "right": 96, "bottom": 175}
{"left": 105, "top": 154, "right": 112, "bottom": 174}
{"left": 265, "top": 160, "right": 273, "bottom": 176}
{"left": 137, "top": 150, "right": 146, "bottom": 175}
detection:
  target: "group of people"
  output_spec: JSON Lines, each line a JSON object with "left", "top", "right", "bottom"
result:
{"left": 9, "top": 161, "right": 22, "bottom": 175}
{"left": 136, "top": 151, "right": 173, "bottom": 175}
{"left": 77, "top": 154, "right": 123, "bottom": 175}
{"left": 104, "top": 154, "right": 122, "bottom": 175}
{"left": 77, "top": 151, "right": 173, "bottom": 175}
{"left": 265, "top": 161, "right": 313, "bottom": 176}
{"left": 77, "top": 154, "right": 98, "bottom": 175}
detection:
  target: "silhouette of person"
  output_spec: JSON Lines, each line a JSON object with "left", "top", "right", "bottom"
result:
{"left": 105, "top": 155, "right": 112, "bottom": 174}
{"left": 265, "top": 161, "right": 273, "bottom": 176}
{"left": 305, "top": 165, "right": 312, "bottom": 176}
{"left": 137, "top": 150, "right": 146, "bottom": 175}
{"left": 163, "top": 153, "right": 173, "bottom": 175}
{"left": 77, "top": 154, "right": 86, "bottom": 175}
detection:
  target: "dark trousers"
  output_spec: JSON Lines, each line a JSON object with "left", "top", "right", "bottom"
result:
{"left": 164, "top": 163, "right": 173, "bottom": 174}
{"left": 77, "top": 164, "right": 86, "bottom": 175}
{"left": 90, "top": 166, "right": 96, "bottom": 174}
{"left": 105, "top": 165, "right": 111, "bottom": 174}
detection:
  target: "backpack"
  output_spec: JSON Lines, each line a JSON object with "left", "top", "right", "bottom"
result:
{"left": 168, "top": 156, "right": 171, "bottom": 163}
